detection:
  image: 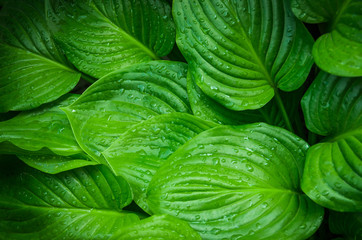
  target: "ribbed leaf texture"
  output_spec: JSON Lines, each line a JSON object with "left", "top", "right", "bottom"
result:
{"left": 148, "top": 123, "right": 323, "bottom": 240}
{"left": 292, "top": 0, "right": 362, "bottom": 77}
{"left": 173, "top": 0, "right": 314, "bottom": 111}
{"left": 302, "top": 127, "right": 362, "bottom": 212}
{"left": 109, "top": 215, "right": 202, "bottom": 240}
{"left": 0, "top": 94, "right": 96, "bottom": 174}
{"left": 0, "top": 159, "right": 137, "bottom": 240}
{"left": 302, "top": 72, "right": 362, "bottom": 136}
{"left": 46, "top": 0, "right": 175, "bottom": 78}
{"left": 63, "top": 61, "right": 190, "bottom": 163}
{"left": 329, "top": 211, "right": 362, "bottom": 239}
{"left": 103, "top": 112, "right": 216, "bottom": 213}
{"left": 301, "top": 72, "right": 362, "bottom": 212}
{"left": 0, "top": 0, "right": 80, "bottom": 112}
{"left": 187, "top": 69, "right": 306, "bottom": 130}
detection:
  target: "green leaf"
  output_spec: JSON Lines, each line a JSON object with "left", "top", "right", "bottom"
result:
{"left": 103, "top": 112, "right": 216, "bottom": 213}
{"left": 173, "top": 0, "right": 314, "bottom": 111}
{"left": 292, "top": 0, "right": 362, "bottom": 77}
{"left": 0, "top": 94, "right": 97, "bottom": 174}
{"left": 329, "top": 211, "right": 362, "bottom": 239}
{"left": 0, "top": 0, "right": 80, "bottom": 112}
{"left": 302, "top": 72, "right": 362, "bottom": 136}
{"left": 46, "top": 0, "right": 175, "bottom": 78}
{"left": 109, "top": 215, "right": 202, "bottom": 240}
{"left": 301, "top": 72, "right": 362, "bottom": 212}
{"left": 188, "top": 68, "right": 308, "bottom": 138}
{"left": 291, "top": 0, "right": 344, "bottom": 23}
{"left": 148, "top": 123, "right": 323, "bottom": 240}
{"left": 63, "top": 61, "right": 190, "bottom": 164}
{"left": 0, "top": 159, "right": 137, "bottom": 240}
{"left": 301, "top": 127, "right": 362, "bottom": 212}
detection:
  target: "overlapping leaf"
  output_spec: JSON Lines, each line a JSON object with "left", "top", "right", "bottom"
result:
{"left": 0, "top": 94, "right": 97, "bottom": 174}
{"left": 63, "top": 61, "right": 190, "bottom": 164}
{"left": 109, "top": 215, "right": 202, "bottom": 240}
{"left": 46, "top": 0, "right": 175, "bottom": 78}
{"left": 188, "top": 69, "right": 308, "bottom": 137}
{"left": 173, "top": 0, "right": 314, "bottom": 111}
{"left": 0, "top": 0, "right": 80, "bottom": 112}
{"left": 329, "top": 211, "right": 362, "bottom": 239}
{"left": 301, "top": 73, "right": 362, "bottom": 212}
{"left": 148, "top": 123, "right": 323, "bottom": 239}
{"left": 103, "top": 112, "right": 216, "bottom": 213}
{"left": 302, "top": 72, "right": 362, "bottom": 136}
{"left": 292, "top": 0, "right": 362, "bottom": 77}
{"left": 0, "top": 159, "right": 136, "bottom": 240}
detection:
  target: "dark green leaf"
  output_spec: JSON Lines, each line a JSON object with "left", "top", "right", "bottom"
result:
{"left": 302, "top": 72, "right": 362, "bottom": 136}
{"left": 0, "top": 94, "right": 97, "bottom": 174}
{"left": 46, "top": 0, "right": 175, "bottom": 78}
{"left": 103, "top": 112, "right": 216, "bottom": 213}
{"left": 0, "top": 159, "right": 136, "bottom": 240}
{"left": 188, "top": 68, "right": 307, "bottom": 138}
{"left": 302, "top": 127, "right": 362, "bottom": 212}
{"left": 110, "top": 215, "right": 202, "bottom": 240}
{"left": 148, "top": 123, "right": 323, "bottom": 239}
{"left": 63, "top": 61, "right": 190, "bottom": 164}
{"left": 0, "top": 0, "right": 80, "bottom": 112}
{"left": 329, "top": 211, "right": 362, "bottom": 239}
{"left": 301, "top": 72, "right": 362, "bottom": 212}
{"left": 173, "top": 0, "right": 314, "bottom": 110}
{"left": 292, "top": 0, "right": 362, "bottom": 77}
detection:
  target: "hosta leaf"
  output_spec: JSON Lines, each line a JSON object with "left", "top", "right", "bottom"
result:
{"left": 188, "top": 69, "right": 307, "bottom": 137}
{"left": 63, "top": 61, "right": 190, "bottom": 164}
{"left": 187, "top": 69, "right": 265, "bottom": 125}
{"left": 0, "top": 159, "right": 136, "bottom": 240}
{"left": 148, "top": 123, "right": 323, "bottom": 240}
{"left": 109, "top": 215, "right": 202, "bottom": 240}
{"left": 292, "top": 0, "right": 362, "bottom": 77}
{"left": 329, "top": 211, "right": 362, "bottom": 239}
{"left": 301, "top": 72, "right": 362, "bottom": 212}
{"left": 173, "top": 0, "right": 314, "bottom": 111}
{"left": 302, "top": 72, "right": 362, "bottom": 136}
{"left": 103, "top": 112, "right": 216, "bottom": 213}
{"left": 0, "top": 94, "right": 97, "bottom": 174}
{"left": 301, "top": 127, "right": 362, "bottom": 212}
{"left": 291, "top": 0, "right": 344, "bottom": 23}
{"left": 0, "top": 0, "right": 80, "bottom": 112}
{"left": 46, "top": 0, "right": 175, "bottom": 78}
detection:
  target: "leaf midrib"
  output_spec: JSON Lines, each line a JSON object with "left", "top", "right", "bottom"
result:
{"left": 230, "top": 2, "right": 294, "bottom": 132}
{"left": 1, "top": 200, "right": 132, "bottom": 216}
{"left": 0, "top": 43, "right": 78, "bottom": 74}
{"left": 91, "top": 3, "right": 159, "bottom": 61}
{"left": 330, "top": 0, "right": 352, "bottom": 31}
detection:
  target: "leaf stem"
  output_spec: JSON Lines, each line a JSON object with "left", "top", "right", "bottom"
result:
{"left": 81, "top": 73, "right": 96, "bottom": 84}
{"left": 308, "top": 131, "right": 318, "bottom": 145}
{"left": 274, "top": 89, "right": 294, "bottom": 133}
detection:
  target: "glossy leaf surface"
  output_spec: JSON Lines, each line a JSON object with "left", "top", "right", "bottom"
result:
{"left": 109, "top": 215, "right": 202, "bottom": 240}
{"left": 302, "top": 127, "right": 362, "bottom": 212}
{"left": 301, "top": 72, "right": 362, "bottom": 212}
{"left": 0, "top": 94, "right": 97, "bottom": 174}
{"left": 46, "top": 0, "right": 175, "bottom": 78}
{"left": 174, "top": 0, "right": 314, "bottom": 110}
{"left": 63, "top": 61, "right": 190, "bottom": 163}
{"left": 103, "top": 112, "right": 216, "bottom": 213}
{"left": 0, "top": 0, "right": 80, "bottom": 112}
{"left": 292, "top": 0, "right": 362, "bottom": 76}
{"left": 148, "top": 123, "right": 323, "bottom": 239}
{"left": 302, "top": 72, "right": 362, "bottom": 136}
{"left": 0, "top": 160, "right": 136, "bottom": 240}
